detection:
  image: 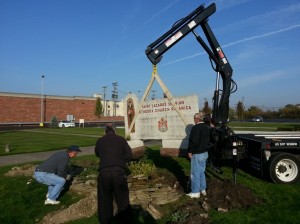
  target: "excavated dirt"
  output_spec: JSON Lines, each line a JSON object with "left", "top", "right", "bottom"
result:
{"left": 168, "top": 178, "right": 262, "bottom": 224}
{"left": 5, "top": 164, "right": 263, "bottom": 224}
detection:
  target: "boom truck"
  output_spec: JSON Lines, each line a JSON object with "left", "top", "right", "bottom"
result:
{"left": 145, "top": 2, "right": 300, "bottom": 184}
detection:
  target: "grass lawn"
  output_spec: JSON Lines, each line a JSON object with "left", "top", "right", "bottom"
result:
{"left": 229, "top": 121, "right": 300, "bottom": 131}
{"left": 1, "top": 122, "right": 299, "bottom": 155}
{"left": 0, "top": 127, "right": 117, "bottom": 155}
{"left": 0, "top": 124, "right": 299, "bottom": 223}
{"left": 208, "top": 167, "right": 300, "bottom": 224}
{"left": 0, "top": 147, "right": 299, "bottom": 224}
{"left": 0, "top": 163, "right": 84, "bottom": 224}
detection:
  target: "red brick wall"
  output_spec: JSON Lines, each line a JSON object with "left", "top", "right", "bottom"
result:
{"left": 0, "top": 95, "right": 100, "bottom": 123}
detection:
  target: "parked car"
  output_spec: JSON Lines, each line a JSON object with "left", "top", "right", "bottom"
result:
{"left": 58, "top": 120, "right": 75, "bottom": 128}
{"left": 252, "top": 116, "right": 263, "bottom": 122}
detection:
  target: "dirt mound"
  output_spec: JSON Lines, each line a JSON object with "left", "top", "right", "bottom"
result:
{"left": 41, "top": 194, "right": 97, "bottom": 224}
{"left": 4, "top": 164, "right": 35, "bottom": 177}
{"left": 170, "top": 178, "right": 263, "bottom": 224}
{"left": 207, "top": 178, "right": 261, "bottom": 210}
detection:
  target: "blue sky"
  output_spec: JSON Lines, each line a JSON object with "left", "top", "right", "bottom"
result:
{"left": 1, "top": 0, "right": 300, "bottom": 110}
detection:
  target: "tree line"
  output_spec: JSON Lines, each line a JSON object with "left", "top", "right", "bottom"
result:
{"left": 202, "top": 100, "right": 300, "bottom": 120}
{"left": 96, "top": 97, "right": 300, "bottom": 120}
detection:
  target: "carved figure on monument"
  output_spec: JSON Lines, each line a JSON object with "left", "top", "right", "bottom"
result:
{"left": 158, "top": 118, "right": 168, "bottom": 132}
{"left": 127, "top": 98, "right": 135, "bottom": 133}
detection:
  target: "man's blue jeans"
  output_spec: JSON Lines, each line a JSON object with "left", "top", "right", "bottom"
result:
{"left": 190, "top": 152, "right": 208, "bottom": 193}
{"left": 34, "top": 171, "right": 66, "bottom": 200}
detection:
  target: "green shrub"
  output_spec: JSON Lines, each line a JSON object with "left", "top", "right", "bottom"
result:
{"left": 171, "top": 211, "right": 189, "bottom": 223}
{"left": 128, "top": 160, "right": 155, "bottom": 177}
{"left": 49, "top": 116, "right": 58, "bottom": 128}
{"left": 69, "top": 160, "right": 99, "bottom": 182}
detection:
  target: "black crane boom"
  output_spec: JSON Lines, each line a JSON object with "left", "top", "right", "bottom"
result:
{"left": 145, "top": 3, "right": 236, "bottom": 125}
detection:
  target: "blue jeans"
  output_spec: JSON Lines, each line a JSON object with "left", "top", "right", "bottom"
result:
{"left": 190, "top": 152, "right": 208, "bottom": 193}
{"left": 34, "top": 171, "right": 66, "bottom": 200}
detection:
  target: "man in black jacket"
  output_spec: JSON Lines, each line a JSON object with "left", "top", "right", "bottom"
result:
{"left": 186, "top": 113, "right": 210, "bottom": 199}
{"left": 95, "top": 123, "right": 132, "bottom": 224}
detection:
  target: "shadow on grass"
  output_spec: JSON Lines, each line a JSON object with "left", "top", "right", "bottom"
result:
{"left": 291, "top": 124, "right": 300, "bottom": 131}
{"left": 145, "top": 147, "right": 190, "bottom": 193}
{"left": 277, "top": 124, "right": 300, "bottom": 131}
{"left": 60, "top": 165, "right": 85, "bottom": 197}
{"left": 207, "top": 158, "right": 270, "bottom": 184}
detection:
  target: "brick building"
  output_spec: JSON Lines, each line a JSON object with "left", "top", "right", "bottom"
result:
{"left": 0, "top": 92, "right": 124, "bottom": 125}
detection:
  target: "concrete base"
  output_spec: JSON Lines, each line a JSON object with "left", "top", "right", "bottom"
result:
{"left": 162, "top": 139, "right": 188, "bottom": 149}
{"left": 128, "top": 140, "right": 145, "bottom": 159}
{"left": 160, "top": 139, "right": 189, "bottom": 157}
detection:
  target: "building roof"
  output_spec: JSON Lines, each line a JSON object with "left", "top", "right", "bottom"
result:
{"left": 0, "top": 91, "right": 96, "bottom": 100}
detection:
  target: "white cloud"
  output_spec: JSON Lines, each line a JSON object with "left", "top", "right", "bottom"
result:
{"left": 237, "top": 70, "right": 286, "bottom": 88}
{"left": 222, "top": 2, "right": 300, "bottom": 31}
{"left": 223, "top": 24, "right": 300, "bottom": 48}
{"left": 162, "top": 24, "right": 300, "bottom": 66}
{"left": 141, "top": 0, "right": 179, "bottom": 27}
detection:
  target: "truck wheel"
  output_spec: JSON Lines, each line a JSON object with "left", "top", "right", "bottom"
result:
{"left": 269, "top": 153, "right": 300, "bottom": 184}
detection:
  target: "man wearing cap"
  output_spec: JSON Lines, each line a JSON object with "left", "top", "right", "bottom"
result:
{"left": 95, "top": 123, "right": 132, "bottom": 224}
{"left": 33, "top": 145, "right": 81, "bottom": 205}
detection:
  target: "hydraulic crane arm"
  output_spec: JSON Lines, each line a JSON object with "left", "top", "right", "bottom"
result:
{"left": 145, "top": 3, "right": 236, "bottom": 125}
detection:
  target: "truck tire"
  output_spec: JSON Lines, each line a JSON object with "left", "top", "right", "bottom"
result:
{"left": 269, "top": 153, "right": 300, "bottom": 184}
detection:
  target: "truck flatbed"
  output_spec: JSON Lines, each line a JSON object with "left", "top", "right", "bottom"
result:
{"left": 236, "top": 133, "right": 300, "bottom": 183}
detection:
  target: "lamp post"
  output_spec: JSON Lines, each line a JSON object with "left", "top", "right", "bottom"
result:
{"left": 106, "top": 100, "right": 109, "bottom": 116}
{"left": 40, "top": 75, "right": 45, "bottom": 127}
{"left": 102, "top": 86, "right": 107, "bottom": 116}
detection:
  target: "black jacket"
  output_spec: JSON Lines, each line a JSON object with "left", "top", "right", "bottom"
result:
{"left": 94, "top": 132, "right": 132, "bottom": 170}
{"left": 188, "top": 122, "right": 211, "bottom": 154}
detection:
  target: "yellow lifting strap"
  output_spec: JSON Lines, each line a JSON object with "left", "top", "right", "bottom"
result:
{"left": 128, "top": 65, "right": 189, "bottom": 134}
{"left": 152, "top": 64, "right": 157, "bottom": 76}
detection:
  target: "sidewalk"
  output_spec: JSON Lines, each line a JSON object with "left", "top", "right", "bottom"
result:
{"left": 0, "top": 140, "right": 161, "bottom": 167}
{"left": 0, "top": 146, "right": 95, "bottom": 167}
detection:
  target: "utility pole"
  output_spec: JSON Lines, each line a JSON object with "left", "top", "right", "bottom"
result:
{"left": 40, "top": 75, "right": 45, "bottom": 127}
{"left": 151, "top": 90, "right": 156, "bottom": 100}
{"left": 112, "top": 82, "right": 118, "bottom": 116}
{"left": 102, "top": 86, "right": 107, "bottom": 116}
